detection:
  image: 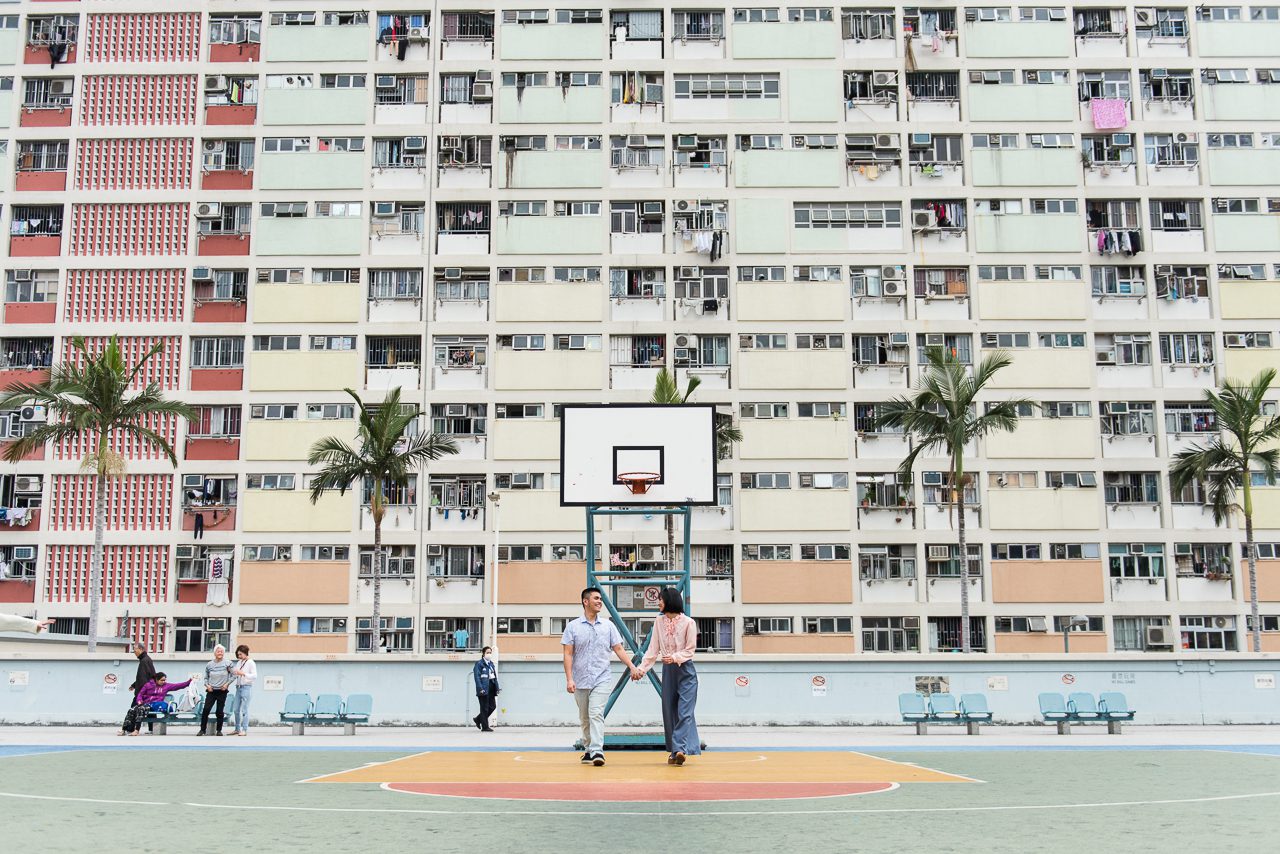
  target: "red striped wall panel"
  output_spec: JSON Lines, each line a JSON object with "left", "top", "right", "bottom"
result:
{"left": 84, "top": 13, "right": 202, "bottom": 64}
{"left": 63, "top": 269, "right": 186, "bottom": 324}
{"left": 48, "top": 474, "right": 173, "bottom": 531}
{"left": 75, "top": 138, "right": 193, "bottom": 191}
{"left": 62, "top": 336, "right": 182, "bottom": 390}
{"left": 79, "top": 75, "right": 198, "bottom": 126}
{"left": 119, "top": 616, "right": 167, "bottom": 654}
{"left": 44, "top": 545, "right": 169, "bottom": 604}
{"left": 54, "top": 412, "right": 180, "bottom": 463}
{"left": 70, "top": 203, "right": 190, "bottom": 256}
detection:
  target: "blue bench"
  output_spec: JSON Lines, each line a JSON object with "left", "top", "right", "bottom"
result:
{"left": 900, "top": 691, "right": 993, "bottom": 735}
{"left": 1039, "top": 691, "right": 1134, "bottom": 734}
{"left": 280, "top": 693, "right": 373, "bottom": 735}
{"left": 147, "top": 691, "right": 238, "bottom": 736}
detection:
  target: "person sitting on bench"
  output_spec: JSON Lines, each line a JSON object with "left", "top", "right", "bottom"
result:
{"left": 120, "top": 673, "right": 193, "bottom": 736}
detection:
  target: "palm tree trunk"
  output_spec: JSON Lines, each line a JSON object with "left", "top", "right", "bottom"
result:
{"left": 371, "top": 482, "right": 383, "bottom": 653}
{"left": 954, "top": 456, "right": 970, "bottom": 654}
{"left": 1244, "top": 483, "right": 1261, "bottom": 653}
{"left": 88, "top": 463, "right": 107, "bottom": 654}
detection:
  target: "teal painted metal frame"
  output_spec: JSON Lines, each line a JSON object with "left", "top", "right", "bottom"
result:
{"left": 584, "top": 505, "right": 692, "bottom": 717}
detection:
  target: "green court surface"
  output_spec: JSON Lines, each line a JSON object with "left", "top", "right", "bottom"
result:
{"left": 2, "top": 744, "right": 1278, "bottom": 853}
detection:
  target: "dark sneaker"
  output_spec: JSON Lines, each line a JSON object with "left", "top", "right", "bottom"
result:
{"left": 196, "top": 731, "right": 206, "bottom": 737}
{"left": 667, "top": 754, "right": 677, "bottom": 765}
{"left": 473, "top": 715, "right": 483, "bottom": 731}
{"left": 215, "top": 731, "right": 224, "bottom": 737}
{"left": 674, "top": 752, "right": 686, "bottom": 766}
{"left": 580, "top": 752, "right": 593, "bottom": 764}
{"left": 592, "top": 753, "right": 605, "bottom": 767}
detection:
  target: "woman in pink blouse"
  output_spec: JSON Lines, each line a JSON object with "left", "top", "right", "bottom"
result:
{"left": 635, "top": 587, "right": 701, "bottom": 765}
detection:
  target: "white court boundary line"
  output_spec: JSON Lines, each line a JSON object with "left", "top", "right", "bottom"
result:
{"left": 376, "top": 779, "right": 899, "bottom": 804}
{"left": 2, "top": 789, "right": 1279, "bottom": 816}
{"left": 847, "top": 750, "right": 987, "bottom": 784}
{"left": 294, "top": 750, "right": 434, "bottom": 784}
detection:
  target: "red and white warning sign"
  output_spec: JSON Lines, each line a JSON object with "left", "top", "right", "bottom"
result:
{"left": 811, "top": 675, "right": 827, "bottom": 697}
{"left": 643, "top": 586, "right": 661, "bottom": 606}
{"left": 735, "top": 675, "right": 750, "bottom": 688}
{"left": 1061, "top": 673, "right": 1076, "bottom": 686}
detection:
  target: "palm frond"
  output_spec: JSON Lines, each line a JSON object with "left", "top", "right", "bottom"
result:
{"left": 115, "top": 423, "right": 181, "bottom": 467}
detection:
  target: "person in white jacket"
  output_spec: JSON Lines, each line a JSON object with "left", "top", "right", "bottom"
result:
{"left": 230, "top": 644, "right": 257, "bottom": 736}
{"left": 0, "top": 614, "right": 54, "bottom": 634}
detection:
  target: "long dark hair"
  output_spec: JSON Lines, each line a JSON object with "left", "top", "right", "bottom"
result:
{"left": 659, "top": 587, "right": 684, "bottom": 615}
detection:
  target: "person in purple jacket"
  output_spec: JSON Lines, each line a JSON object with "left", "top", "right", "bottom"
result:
{"left": 119, "top": 673, "right": 192, "bottom": 736}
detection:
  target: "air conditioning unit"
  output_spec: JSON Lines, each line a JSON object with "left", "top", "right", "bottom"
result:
{"left": 373, "top": 201, "right": 397, "bottom": 217}
{"left": 49, "top": 80, "right": 72, "bottom": 96}
{"left": 743, "top": 618, "right": 759, "bottom": 635}
{"left": 925, "top": 334, "right": 945, "bottom": 347}
{"left": 425, "top": 619, "right": 447, "bottom": 633}
{"left": 1145, "top": 625, "right": 1173, "bottom": 647}
{"left": 910, "top": 133, "right": 933, "bottom": 147}
{"left": 1096, "top": 350, "right": 1117, "bottom": 365}
{"left": 642, "top": 202, "right": 663, "bottom": 217}
{"left": 675, "top": 200, "right": 699, "bottom": 213}
{"left": 176, "top": 545, "right": 197, "bottom": 559}
{"left": 871, "top": 71, "right": 897, "bottom": 87}
{"left": 11, "top": 269, "right": 32, "bottom": 282}
{"left": 444, "top": 267, "right": 462, "bottom": 280}
{"left": 19, "top": 405, "right": 47, "bottom": 422}
{"left": 474, "top": 70, "right": 493, "bottom": 83}
{"left": 888, "top": 332, "right": 909, "bottom": 346}
{"left": 1224, "top": 333, "right": 1247, "bottom": 348}
{"left": 678, "top": 265, "right": 701, "bottom": 279}
{"left": 969, "top": 70, "right": 985, "bottom": 84}
{"left": 426, "top": 544, "right": 444, "bottom": 557}
{"left": 673, "top": 348, "right": 693, "bottom": 364}
{"left": 204, "top": 75, "right": 229, "bottom": 92}
{"left": 1104, "top": 401, "right": 1128, "bottom": 415}
{"left": 638, "top": 545, "right": 667, "bottom": 562}
{"left": 883, "top": 280, "right": 905, "bottom": 296}
{"left": 874, "top": 134, "right": 895, "bottom": 149}
{"left": 510, "top": 473, "right": 532, "bottom": 489}
{"left": 404, "top": 136, "right": 426, "bottom": 151}
{"left": 471, "top": 82, "right": 493, "bottom": 100}
{"left": 879, "top": 265, "right": 904, "bottom": 281}
{"left": 674, "top": 334, "right": 700, "bottom": 349}
{"left": 409, "top": 27, "right": 428, "bottom": 42}
{"left": 902, "top": 616, "right": 921, "bottom": 630}
{"left": 627, "top": 134, "right": 648, "bottom": 147}
{"left": 1174, "top": 543, "right": 1193, "bottom": 556}
{"left": 191, "top": 266, "right": 214, "bottom": 282}
{"left": 1129, "top": 543, "right": 1145, "bottom": 555}
{"left": 439, "top": 136, "right": 462, "bottom": 150}
{"left": 445, "top": 404, "right": 467, "bottom": 417}
{"left": 196, "top": 202, "right": 222, "bottom": 219}
{"left": 676, "top": 135, "right": 699, "bottom": 150}
{"left": 927, "top": 545, "right": 951, "bottom": 561}
{"left": 1134, "top": 9, "right": 1157, "bottom": 27}
{"left": 912, "top": 209, "right": 938, "bottom": 231}
{"left": 642, "top": 269, "right": 658, "bottom": 282}
{"left": 13, "top": 546, "right": 37, "bottom": 561}
{"left": 1150, "top": 68, "right": 1168, "bottom": 79}
{"left": 278, "top": 547, "right": 292, "bottom": 561}
{"left": 14, "top": 476, "right": 41, "bottom": 493}
{"left": 202, "top": 140, "right": 226, "bottom": 154}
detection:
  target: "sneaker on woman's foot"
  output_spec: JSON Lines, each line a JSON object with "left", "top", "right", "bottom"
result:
{"left": 580, "top": 751, "right": 593, "bottom": 764}
{"left": 592, "top": 753, "right": 605, "bottom": 767}
{"left": 674, "top": 752, "right": 686, "bottom": 766}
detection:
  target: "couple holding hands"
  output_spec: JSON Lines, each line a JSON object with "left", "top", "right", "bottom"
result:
{"left": 562, "top": 586, "right": 700, "bottom": 767}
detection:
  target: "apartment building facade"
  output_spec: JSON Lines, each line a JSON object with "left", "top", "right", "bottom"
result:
{"left": 2, "top": 1, "right": 1280, "bottom": 658}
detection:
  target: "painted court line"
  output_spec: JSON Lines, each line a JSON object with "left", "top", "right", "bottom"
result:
{"left": 846, "top": 750, "right": 987, "bottom": 784}
{"left": 378, "top": 780, "right": 901, "bottom": 803}
{"left": 3, "top": 789, "right": 1280, "bottom": 817}
{"left": 293, "top": 750, "right": 435, "bottom": 784}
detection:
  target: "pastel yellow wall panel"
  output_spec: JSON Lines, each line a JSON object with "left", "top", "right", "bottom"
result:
{"left": 241, "top": 491, "right": 351, "bottom": 532}
{"left": 253, "top": 284, "right": 362, "bottom": 323}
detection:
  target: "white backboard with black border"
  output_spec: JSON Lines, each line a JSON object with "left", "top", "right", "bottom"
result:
{"left": 559, "top": 404, "right": 718, "bottom": 506}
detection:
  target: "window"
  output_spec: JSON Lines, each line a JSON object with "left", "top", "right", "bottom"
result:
{"left": 754, "top": 617, "right": 793, "bottom": 634}
{"left": 1101, "top": 401, "right": 1156, "bottom": 437}
{"left": 611, "top": 134, "right": 665, "bottom": 169}
{"left": 794, "top": 202, "right": 902, "bottom": 229}
{"left": 190, "top": 337, "right": 245, "bottom": 368}
{"left": 249, "top": 404, "right": 297, "bottom": 420}
{"left": 554, "top": 201, "right": 601, "bottom": 217}
{"left": 994, "top": 617, "right": 1049, "bottom": 633}
{"left": 503, "top": 10, "right": 550, "bottom": 24}
{"left": 320, "top": 74, "right": 366, "bottom": 90}
{"left": 298, "top": 617, "right": 347, "bottom": 634}
{"left": 972, "top": 133, "right": 1019, "bottom": 149}
{"left": 498, "top": 334, "right": 546, "bottom": 350}
{"left": 743, "top": 544, "right": 793, "bottom": 561}
{"left": 429, "top": 476, "right": 486, "bottom": 510}
{"left": 926, "top": 544, "right": 982, "bottom": 578}
{"left": 1164, "top": 402, "right": 1218, "bottom": 435}
{"left": 673, "top": 73, "right": 781, "bottom": 99}
{"left": 861, "top": 617, "right": 921, "bottom": 652}
{"left": 740, "top": 333, "right": 787, "bottom": 350}
{"left": 859, "top": 546, "right": 916, "bottom": 581}
{"left": 1104, "top": 472, "right": 1159, "bottom": 504}
{"left": 978, "top": 265, "right": 1026, "bottom": 281}
{"left": 1159, "top": 333, "right": 1215, "bottom": 367}
{"left": 246, "top": 474, "right": 295, "bottom": 490}
{"left": 1197, "top": 6, "right": 1242, "bottom": 20}
{"left": 1091, "top": 266, "right": 1146, "bottom": 299}
{"left": 496, "top": 403, "right": 544, "bottom": 419}
{"left": 988, "top": 471, "right": 1037, "bottom": 488}
{"left": 916, "top": 333, "right": 972, "bottom": 364}
{"left": 189, "top": 406, "right": 242, "bottom": 439}
{"left": 1174, "top": 543, "right": 1233, "bottom": 578}
{"left": 305, "top": 403, "right": 355, "bottom": 421}
{"left": 1206, "top": 132, "right": 1254, "bottom": 148}
{"left": 1114, "top": 616, "right": 1171, "bottom": 651}
{"left": 1031, "top": 199, "right": 1078, "bottom": 215}
{"left": 1037, "top": 333, "right": 1086, "bottom": 349}
{"left": 797, "top": 402, "right": 845, "bottom": 418}
{"left": 799, "top": 544, "right": 851, "bottom": 561}
{"left": 4, "top": 270, "right": 57, "bottom": 304}
{"left": 556, "top": 9, "right": 603, "bottom": 24}
{"left": 1045, "top": 471, "right": 1098, "bottom": 488}
{"left": 741, "top": 472, "right": 791, "bottom": 489}
{"left": 498, "top": 545, "right": 545, "bottom": 561}
{"left": 498, "top": 200, "right": 547, "bottom": 217}
{"left": 299, "top": 546, "right": 350, "bottom": 561}
{"left": 798, "top": 472, "right": 849, "bottom": 489}
{"left": 1042, "top": 401, "right": 1091, "bottom": 418}
{"left": 1050, "top": 543, "right": 1101, "bottom": 560}
{"left": 431, "top": 403, "right": 486, "bottom": 436}
{"left": 357, "top": 616, "right": 414, "bottom": 652}
{"left": 672, "top": 11, "right": 725, "bottom": 40}
{"left": 359, "top": 545, "right": 416, "bottom": 577}
{"left": 1110, "top": 544, "right": 1165, "bottom": 578}
{"left": 310, "top": 335, "right": 356, "bottom": 351}
{"left": 842, "top": 8, "right": 895, "bottom": 39}
{"left": 253, "top": 335, "right": 300, "bottom": 352}
{"left": 804, "top": 617, "right": 853, "bottom": 634}
{"left": 239, "top": 617, "right": 289, "bottom": 634}
{"left": 1181, "top": 616, "right": 1237, "bottom": 651}
{"left": 1096, "top": 333, "right": 1151, "bottom": 366}
{"left": 905, "top": 72, "right": 960, "bottom": 101}
{"left": 499, "top": 618, "right": 543, "bottom": 634}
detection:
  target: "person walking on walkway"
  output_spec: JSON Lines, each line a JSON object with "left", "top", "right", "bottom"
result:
{"left": 198, "top": 644, "right": 234, "bottom": 736}
{"left": 472, "top": 646, "right": 499, "bottom": 731}
{"left": 128, "top": 641, "right": 158, "bottom": 734}
{"left": 635, "top": 587, "right": 701, "bottom": 765}
{"left": 562, "top": 587, "right": 640, "bottom": 766}
{"left": 229, "top": 644, "right": 256, "bottom": 736}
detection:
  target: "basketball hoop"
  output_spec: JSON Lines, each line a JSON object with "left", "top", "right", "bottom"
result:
{"left": 617, "top": 472, "right": 660, "bottom": 495}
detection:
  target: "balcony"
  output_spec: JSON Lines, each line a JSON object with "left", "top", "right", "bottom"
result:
{"left": 264, "top": 22, "right": 369, "bottom": 62}
{"left": 991, "top": 559, "right": 1105, "bottom": 603}
{"left": 193, "top": 276, "right": 249, "bottom": 321}
{"left": 2, "top": 301, "right": 57, "bottom": 325}
{"left": 254, "top": 283, "right": 361, "bottom": 323}
{"left": 973, "top": 213, "right": 1082, "bottom": 252}
{"left": 497, "top": 149, "right": 603, "bottom": 189}
{"left": 493, "top": 350, "right": 604, "bottom": 391}
{"left": 740, "top": 419, "right": 849, "bottom": 460}
{"left": 247, "top": 351, "right": 361, "bottom": 392}
{"left": 741, "top": 561, "right": 853, "bottom": 604}
{"left": 497, "top": 86, "right": 604, "bottom": 124}
{"left": 739, "top": 490, "right": 851, "bottom": 532}
{"left": 970, "top": 148, "right": 1078, "bottom": 187}
{"left": 738, "top": 350, "right": 847, "bottom": 390}
{"left": 499, "top": 22, "right": 605, "bottom": 59}
{"left": 197, "top": 231, "right": 252, "bottom": 256}
{"left": 258, "top": 151, "right": 364, "bottom": 190}
{"left": 736, "top": 149, "right": 842, "bottom": 188}
{"left": 184, "top": 437, "right": 240, "bottom": 461}
{"left": 360, "top": 503, "right": 417, "bottom": 533}
{"left": 494, "top": 216, "right": 605, "bottom": 255}
{"left": 189, "top": 367, "right": 244, "bottom": 392}
{"left": 261, "top": 88, "right": 367, "bottom": 126}
{"left": 731, "top": 21, "right": 839, "bottom": 59}
{"left": 495, "top": 282, "right": 603, "bottom": 322}
{"left": 241, "top": 490, "right": 350, "bottom": 533}
{"left": 963, "top": 20, "right": 1070, "bottom": 57}
{"left": 256, "top": 216, "right": 363, "bottom": 256}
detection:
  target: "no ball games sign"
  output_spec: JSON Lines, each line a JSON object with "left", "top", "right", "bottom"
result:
{"left": 812, "top": 675, "right": 828, "bottom": 697}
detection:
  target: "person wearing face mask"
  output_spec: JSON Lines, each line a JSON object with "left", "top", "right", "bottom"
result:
{"left": 198, "top": 644, "right": 234, "bottom": 736}
{"left": 472, "top": 646, "right": 499, "bottom": 731}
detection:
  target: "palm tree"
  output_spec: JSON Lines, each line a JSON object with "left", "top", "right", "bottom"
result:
{"left": 875, "top": 347, "right": 1030, "bottom": 653}
{"left": 0, "top": 336, "right": 194, "bottom": 652}
{"left": 308, "top": 387, "right": 458, "bottom": 652}
{"left": 1169, "top": 368, "right": 1280, "bottom": 653}
{"left": 650, "top": 368, "right": 743, "bottom": 572}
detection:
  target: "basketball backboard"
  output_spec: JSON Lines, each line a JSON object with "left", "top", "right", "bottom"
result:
{"left": 559, "top": 404, "right": 718, "bottom": 506}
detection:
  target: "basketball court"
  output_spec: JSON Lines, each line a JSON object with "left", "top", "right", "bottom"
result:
{"left": 3, "top": 728, "right": 1279, "bottom": 853}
